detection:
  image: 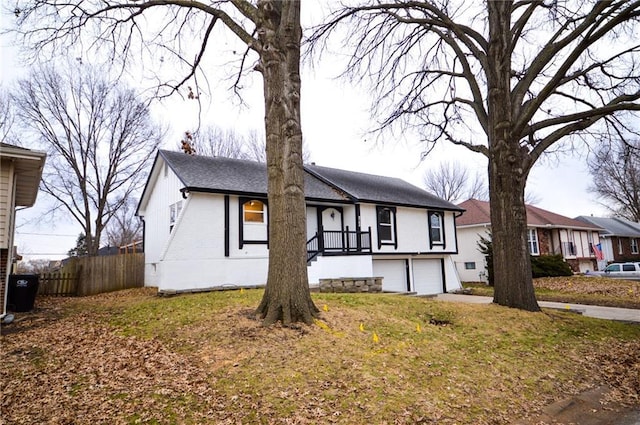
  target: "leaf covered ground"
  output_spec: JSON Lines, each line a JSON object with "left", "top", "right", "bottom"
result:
{"left": 1, "top": 287, "right": 639, "bottom": 424}
{"left": 465, "top": 276, "right": 640, "bottom": 309}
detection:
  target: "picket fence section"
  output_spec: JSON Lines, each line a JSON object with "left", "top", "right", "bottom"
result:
{"left": 38, "top": 253, "right": 144, "bottom": 296}
{"left": 38, "top": 272, "right": 78, "bottom": 296}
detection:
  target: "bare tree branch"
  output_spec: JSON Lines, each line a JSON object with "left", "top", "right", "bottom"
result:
{"left": 588, "top": 138, "right": 640, "bottom": 221}
{"left": 11, "top": 63, "right": 163, "bottom": 254}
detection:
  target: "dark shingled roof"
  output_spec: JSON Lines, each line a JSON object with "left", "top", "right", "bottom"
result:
{"left": 159, "top": 150, "right": 461, "bottom": 210}
{"left": 306, "top": 164, "right": 463, "bottom": 210}
{"left": 575, "top": 216, "right": 640, "bottom": 238}
{"left": 160, "top": 150, "right": 349, "bottom": 202}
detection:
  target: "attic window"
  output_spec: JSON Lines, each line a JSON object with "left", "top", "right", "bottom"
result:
{"left": 244, "top": 200, "right": 265, "bottom": 223}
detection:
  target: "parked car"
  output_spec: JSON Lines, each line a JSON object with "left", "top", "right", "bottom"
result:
{"left": 585, "top": 262, "right": 640, "bottom": 279}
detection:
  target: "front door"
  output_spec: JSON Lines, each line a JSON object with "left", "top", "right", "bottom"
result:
{"left": 320, "top": 207, "right": 343, "bottom": 250}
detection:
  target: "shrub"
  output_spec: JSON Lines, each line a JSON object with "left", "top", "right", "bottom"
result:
{"left": 531, "top": 254, "right": 573, "bottom": 278}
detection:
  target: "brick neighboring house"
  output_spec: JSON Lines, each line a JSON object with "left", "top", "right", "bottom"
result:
{"left": 574, "top": 216, "right": 640, "bottom": 265}
{"left": 453, "top": 199, "right": 603, "bottom": 282}
{"left": 1, "top": 143, "right": 46, "bottom": 320}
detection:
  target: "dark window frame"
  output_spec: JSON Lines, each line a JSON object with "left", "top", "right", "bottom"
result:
{"left": 428, "top": 210, "right": 445, "bottom": 248}
{"left": 376, "top": 206, "right": 398, "bottom": 249}
{"left": 239, "top": 197, "right": 269, "bottom": 249}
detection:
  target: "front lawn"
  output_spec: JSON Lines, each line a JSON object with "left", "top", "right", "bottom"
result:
{"left": 464, "top": 276, "right": 640, "bottom": 309}
{"left": 1, "top": 288, "right": 639, "bottom": 424}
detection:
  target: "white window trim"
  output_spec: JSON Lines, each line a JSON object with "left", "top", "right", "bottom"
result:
{"left": 527, "top": 228, "right": 539, "bottom": 256}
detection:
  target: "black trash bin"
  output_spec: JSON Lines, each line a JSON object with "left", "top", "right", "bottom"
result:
{"left": 7, "top": 274, "right": 40, "bottom": 312}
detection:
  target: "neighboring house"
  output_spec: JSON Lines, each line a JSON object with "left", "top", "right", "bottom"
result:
{"left": 575, "top": 216, "right": 640, "bottom": 266}
{"left": 136, "top": 150, "right": 464, "bottom": 295}
{"left": 1, "top": 143, "right": 46, "bottom": 320}
{"left": 453, "top": 199, "right": 603, "bottom": 282}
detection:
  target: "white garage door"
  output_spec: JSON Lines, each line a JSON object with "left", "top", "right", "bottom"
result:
{"left": 412, "top": 259, "right": 443, "bottom": 295}
{"left": 373, "top": 260, "right": 408, "bottom": 293}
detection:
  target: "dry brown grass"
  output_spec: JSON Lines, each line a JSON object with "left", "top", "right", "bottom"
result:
{"left": 1, "top": 288, "right": 639, "bottom": 424}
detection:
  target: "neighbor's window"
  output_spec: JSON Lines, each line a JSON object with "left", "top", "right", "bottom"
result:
{"left": 618, "top": 238, "right": 624, "bottom": 255}
{"left": 527, "top": 228, "right": 539, "bottom": 255}
{"left": 464, "top": 262, "right": 476, "bottom": 270}
{"left": 243, "top": 200, "right": 265, "bottom": 223}
{"left": 376, "top": 206, "right": 396, "bottom": 247}
{"left": 632, "top": 239, "right": 639, "bottom": 254}
{"left": 429, "top": 212, "right": 444, "bottom": 245}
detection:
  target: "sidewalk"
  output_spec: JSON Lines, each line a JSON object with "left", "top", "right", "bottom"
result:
{"left": 435, "top": 293, "right": 640, "bottom": 323}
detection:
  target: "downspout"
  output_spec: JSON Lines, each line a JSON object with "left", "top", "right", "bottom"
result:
{"left": 2, "top": 177, "right": 18, "bottom": 322}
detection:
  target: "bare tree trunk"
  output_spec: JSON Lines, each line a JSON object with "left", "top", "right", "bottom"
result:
{"left": 487, "top": 2, "right": 540, "bottom": 312}
{"left": 254, "top": 0, "right": 319, "bottom": 325}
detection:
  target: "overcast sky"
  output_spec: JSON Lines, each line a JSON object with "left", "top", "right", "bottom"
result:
{"left": 1, "top": 5, "right": 611, "bottom": 261}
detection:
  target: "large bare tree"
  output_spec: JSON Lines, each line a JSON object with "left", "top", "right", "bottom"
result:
{"left": 105, "top": 198, "right": 144, "bottom": 249}
{"left": 0, "top": 89, "right": 17, "bottom": 143}
{"left": 12, "top": 64, "right": 162, "bottom": 255}
{"left": 14, "top": 0, "right": 318, "bottom": 324}
{"left": 312, "top": 0, "right": 640, "bottom": 311}
{"left": 183, "top": 125, "right": 312, "bottom": 163}
{"left": 588, "top": 139, "right": 640, "bottom": 221}
{"left": 423, "top": 161, "right": 488, "bottom": 203}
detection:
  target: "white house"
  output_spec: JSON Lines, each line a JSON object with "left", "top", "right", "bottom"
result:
{"left": 136, "top": 150, "right": 464, "bottom": 295}
{"left": 453, "top": 199, "right": 603, "bottom": 282}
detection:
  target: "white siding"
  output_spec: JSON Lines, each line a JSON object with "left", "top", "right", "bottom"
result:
{"left": 0, "top": 160, "right": 14, "bottom": 249}
{"left": 141, "top": 159, "right": 186, "bottom": 268}
{"left": 452, "top": 226, "right": 490, "bottom": 282}
{"left": 157, "top": 193, "right": 269, "bottom": 291}
{"left": 359, "top": 204, "right": 459, "bottom": 254}
{"left": 307, "top": 255, "right": 373, "bottom": 284}
{"left": 306, "top": 206, "right": 318, "bottom": 240}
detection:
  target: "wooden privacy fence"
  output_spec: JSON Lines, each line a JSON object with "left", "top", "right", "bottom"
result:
{"left": 38, "top": 272, "right": 78, "bottom": 296}
{"left": 38, "top": 253, "right": 144, "bottom": 296}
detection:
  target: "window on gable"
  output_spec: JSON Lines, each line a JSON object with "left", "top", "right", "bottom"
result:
{"left": 527, "top": 228, "right": 539, "bottom": 255}
{"left": 243, "top": 200, "right": 265, "bottom": 223}
{"left": 376, "top": 206, "right": 396, "bottom": 248}
{"left": 169, "top": 201, "right": 183, "bottom": 232}
{"left": 429, "top": 211, "right": 444, "bottom": 245}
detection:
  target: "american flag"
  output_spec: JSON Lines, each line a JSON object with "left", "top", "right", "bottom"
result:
{"left": 593, "top": 243, "right": 604, "bottom": 261}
